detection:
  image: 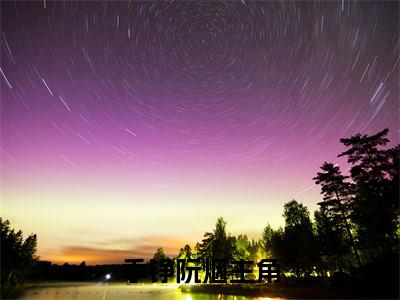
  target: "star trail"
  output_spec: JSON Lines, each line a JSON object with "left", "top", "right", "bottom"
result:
{"left": 1, "top": 1, "right": 398, "bottom": 264}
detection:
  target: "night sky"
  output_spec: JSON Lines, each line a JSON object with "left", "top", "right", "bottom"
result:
{"left": 1, "top": 1, "right": 399, "bottom": 264}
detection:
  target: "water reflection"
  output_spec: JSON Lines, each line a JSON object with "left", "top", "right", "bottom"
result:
{"left": 19, "top": 283, "right": 286, "bottom": 300}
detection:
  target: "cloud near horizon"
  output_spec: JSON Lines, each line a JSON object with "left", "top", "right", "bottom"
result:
{"left": 41, "top": 236, "right": 191, "bottom": 265}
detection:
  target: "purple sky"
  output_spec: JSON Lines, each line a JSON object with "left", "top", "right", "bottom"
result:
{"left": 1, "top": 1, "right": 398, "bottom": 264}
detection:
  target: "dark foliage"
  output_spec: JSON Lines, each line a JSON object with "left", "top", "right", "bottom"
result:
{"left": 1, "top": 218, "right": 37, "bottom": 298}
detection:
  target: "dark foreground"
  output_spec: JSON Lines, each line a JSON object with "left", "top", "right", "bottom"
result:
{"left": 181, "top": 282, "right": 399, "bottom": 299}
{"left": 8, "top": 280, "right": 399, "bottom": 300}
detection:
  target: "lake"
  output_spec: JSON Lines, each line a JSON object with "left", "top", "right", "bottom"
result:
{"left": 19, "top": 282, "right": 285, "bottom": 300}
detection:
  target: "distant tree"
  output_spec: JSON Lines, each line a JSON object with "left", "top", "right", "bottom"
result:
{"left": 263, "top": 202, "right": 317, "bottom": 277}
{"left": 313, "top": 162, "right": 361, "bottom": 267}
{"left": 247, "top": 239, "right": 264, "bottom": 263}
{"left": 152, "top": 247, "right": 167, "bottom": 262}
{"left": 234, "top": 234, "right": 251, "bottom": 261}
{"left": 213, "top": 217, "right": 236, "bottom": 261}
{"left": 195, "top": 231, "right": 214, "bottom": 259}
{"left": 262, "top": 224, "right": 289, "bottom": 270}
{"left": 314, "top": 208, "right": 351, "bottom": 273}
{"left": 281, "top": 200, "right": 319, "bottom": 277}
{"left": 196, "top": 217, "right": 236, "bottom": 262}
{"left": 177, "top": 244, "right": 192, "bottom": 259}
{"left": 264, "top": 227, "right": 288, "bottom": 272}
{"left": 232, "top": 235, "right": 263, "bottom": 279}
{"left": 262, "top": 224, "right": 275, "bottom": 257}
{"left": 338, "top": 129, "right": 399, "bottom": 257}
{"left": 1, "top": 218, "right": 37, "bottom": 298}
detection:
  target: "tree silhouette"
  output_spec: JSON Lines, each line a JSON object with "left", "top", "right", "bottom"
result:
{"left": 262, "top": 225, "right": 287, "bottom": 271}
{"left": 314, "top": 208, "right": 351, "bottom": 273}
{"left": 313, "top": 162, "right": 361, "bottom": 267}
{"left": 178, "top": 244, "right": 192, "bottom": 259}
{"left": 281, "top": 200, "right": 319, "bottom": 277}
{"left": 196, "top": 217, "right": 236, "bottom": 262}
{"left": 1, "top": 218, "right": 37, "bottom": 298}
{"left": 338, "top": 128, "right": 399, "bottom": 257}
{"left": 152, "top": 247, "right": 167, "bottom": 262}
{"left": 234, "top": 234, "right": 251, "bottom": 261}
{"left": 262, "top": 224, "right": 274, "bottom": 258}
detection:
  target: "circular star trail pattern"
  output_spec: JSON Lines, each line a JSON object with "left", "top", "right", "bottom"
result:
{"left": 2, "top": 1, "right": 398, "bottom": 175}
{"left": 0, "top": 1, "right": 398, "bottom": 262}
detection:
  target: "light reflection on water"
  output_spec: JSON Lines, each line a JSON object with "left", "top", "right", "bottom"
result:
{"left": 19, "top": 283, "right": 286, "bottom": 300}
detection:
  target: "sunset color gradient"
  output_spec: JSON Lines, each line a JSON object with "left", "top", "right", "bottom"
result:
{"left": 1, "top": 1, "right": 398, "bottom": 264}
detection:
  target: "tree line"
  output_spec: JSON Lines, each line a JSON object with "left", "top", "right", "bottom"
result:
{"left": 163, "top": 129, "right": 398, "bottom": 280}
